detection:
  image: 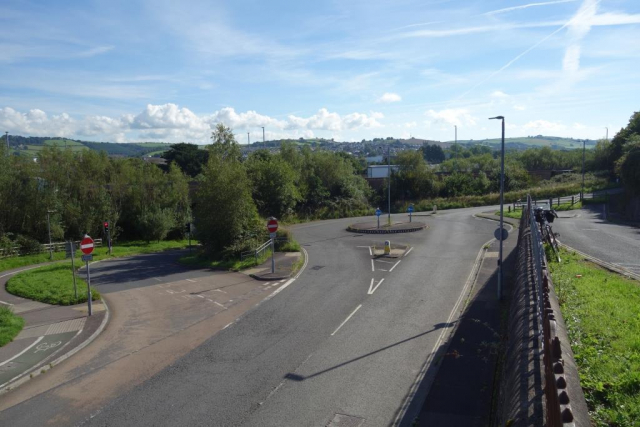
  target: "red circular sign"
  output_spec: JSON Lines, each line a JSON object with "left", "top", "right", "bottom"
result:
{"left": 267, "top": 218, "right": 278, "bottom": 233}
{"left": 81, "top": 236, "right": 94, "bottom": 255}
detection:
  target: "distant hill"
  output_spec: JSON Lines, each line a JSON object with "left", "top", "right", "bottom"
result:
{"left": 449, "top": 135, "right": 598, "bottom": 150}
{"left": 8, "top": 136, "right": 171, "bottom": 158}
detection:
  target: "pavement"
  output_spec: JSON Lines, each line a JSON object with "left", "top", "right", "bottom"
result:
{"left": 552, "top": 204, "right": 640, "bottom": 277}
{"left": 66, "top": 207, "right": 503, "bottom": 427}
{"left": 0, "top": 250, "right": 291, "bottom": 425}
{"left": 0, "top": 265, "right": 107, "bottom": 393}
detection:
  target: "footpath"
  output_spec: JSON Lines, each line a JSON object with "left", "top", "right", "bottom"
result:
{"left": 243, "top": 251, "right": 303, "bottom": 281}
{"left": 0, "top": 264, "right": 107, "bottom": 393}
{"left": 411, "top": 213, "right": 518, "bottom": 426}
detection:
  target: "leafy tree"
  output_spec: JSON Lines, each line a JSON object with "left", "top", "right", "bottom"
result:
{"left": 162, "top": 143, "right": 209, "bottom": 177}
{"left": 421, "top": 144, "right": 445, "bottom": 164}
{"left": 246, "top": 152, "right": 300, "bottom": 218}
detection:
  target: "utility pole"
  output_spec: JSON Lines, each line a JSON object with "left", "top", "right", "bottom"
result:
{"left": 387, "top": 145, "right": 391, "bottom": 225}
{"left": 454, "top": 125, "right": 457, "bottom": 143}
{"left": 262, "top": 126, "right": 265, "bottom": 148}
{"left": 581, "top": 139, "right": 586, "bottom": 201}
{"left": 5, "top": 131, "right": 8, "bottom": 155}
{"left": 489, "top": 116, "right": 505, "bottom": 300}
{"left": 605, "top": 127, "right": 608, "bottom": 141}
{"left": 247, "top": 132, "right": 250, "bottom": 145}
{"left": 47, "top": 210, "right": 55, "bottom": 260}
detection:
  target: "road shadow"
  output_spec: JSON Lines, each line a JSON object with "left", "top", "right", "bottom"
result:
{"left": 394, "top": 242, "right": 518, "bottom": 427}
{"left": 283, "top": 322, "right": 455, "bottom": 382}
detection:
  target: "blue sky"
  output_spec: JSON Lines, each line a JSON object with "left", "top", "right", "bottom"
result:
{"left": 1, "top": 0, "right": 639, "bottom": 143}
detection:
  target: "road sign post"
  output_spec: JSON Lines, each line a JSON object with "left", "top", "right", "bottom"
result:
{"left": 408, "top": 204, "right": 414, "bottom": 222}
{"left": 104, "top": 221, "right": 112, "bottom": 256}
{"left": 375, "top": 208, "right": 381, "bottom": 229}
{"left": 81, "top": 236, "right": 94, "bottom": 316}
{"left": 66, "top": 240, "right": 78, "bottom": 299}
{"left": 267, "top": 218, "right": 278, "bottom": 274}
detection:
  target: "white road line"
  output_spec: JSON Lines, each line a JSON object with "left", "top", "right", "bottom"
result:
{"left": 0, "top": 265, "right": 41, "bottom": 279}
{"left": 368, "top": 278, "right": 385, "bottom": 295}
{"left": 214, "top": 289, "right": 227, "bottom": 294}
{"left": 389, "top": 260, "right": 401, "bottom": 272}
{"left": 371, "top": 259, "right": 375, "bottom": 272}
{"left": 185, "top": 279, "right": 197, "bottom": 283}
{"left": 404, "top": 247, "right": 414, "bottom": 257}
{"left": 153, "top": 277, "right": 162, "bottom": 282}
{"left": 378, "top": 269, "right": 388, "bottom": 272}
{"left": 375, "top": 259, "right": 395, "bottom": 264}
{"left": 331, "top": 305, "right": 362, "bottom": 336}
{"left": 214, "top": 301, "right": 225, "bottom": 308}
{"left": 581, "top": 228, "right": 599, "bottom": 231}
{"left": 369, "top": 246, "right": 372, "bottom": 256}
{"left": 0, "top": 300, "right": 13, "bottom": 306}
{"left": 0, "top": 336, "right": 44, "bottom": 367}
{"left": 223, "top": 322, "right": 233, "bottom": 330}
{"left": 196, "top": 295, "right": 205, "bottom": 298}
{"left": 356, "top": 246, "right": 369, "bottom": 248}
{"left": 368, "top": 278, "right": 375, "bottom": 294}
{"left": 262, "top": 282, "right": 272, "bottom": 287}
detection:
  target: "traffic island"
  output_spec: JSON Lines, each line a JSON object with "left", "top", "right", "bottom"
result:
{"left": 371, "top": 243, "right": 409, "bottom": 258}
{"left": 244, "top": 251, "right": 303, "bottom": 281}
{"left": 347, "top": 221, "right": 426, "bottom": 234}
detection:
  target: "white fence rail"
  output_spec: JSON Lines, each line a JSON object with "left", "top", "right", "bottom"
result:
{"left": 0, "top": 239, "right": 103, "bottom": 258}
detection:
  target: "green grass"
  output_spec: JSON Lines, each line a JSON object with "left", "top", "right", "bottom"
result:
{"left": 178, "top": 248, "right": 272, "bottom": 271}
{"left": 7, "top": 264, "right": 100, "bottom": 306}
{"left": 0, "top": 239, "right": 194, "bottom": 273}
{"left": 548, "top": 248, "right": 640, "bottom": 426}
{"left": 0, "top": 306, "right": 25, "bottom": 347}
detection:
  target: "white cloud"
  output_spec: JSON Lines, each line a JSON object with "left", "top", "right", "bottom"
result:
{"left": 563, "top": 0, "right": 598, "bottom": 73}
{"left": 491, "top": 90, "right": 509, "bottom": 98}
{"left": 1, "top": 104, "right": 384, "bottom": 142}
{"left": 514, "top": 105, "right": 527, "bottom": 111}
{"left": 523, "top": 119, "right": 567, "bottom": 132}
{"left": 377, "top": 92, "right": 402, "bottom": 103}
{"left": 484, "top": 0, "right": 578, "bottom": 16}
{"left": 426, "top": 108, "right": 477, "bottom": 127}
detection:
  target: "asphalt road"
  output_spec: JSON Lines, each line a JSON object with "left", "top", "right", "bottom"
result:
{"left": 553, "top": 204, "right": 640, "bottom": 276}
{"left": 77, "top": 207, "right": 498, "bottom": 427}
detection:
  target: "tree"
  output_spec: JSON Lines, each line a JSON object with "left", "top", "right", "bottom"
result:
{"left": 162, "top": 143, "right": 209, "bottom": 178}
{"left": 616, "top": 137, "right": 640, "bottom": 194}
{"left": 421, "top": 144, "right": 445, "bottom": 164}
{"left": 246, "top": 152, "right": 300, "bottom": 218}
{"left": 195, "top": 126, "right": 260, "bottom": 256}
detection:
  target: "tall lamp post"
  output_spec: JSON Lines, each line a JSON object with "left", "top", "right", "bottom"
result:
{"left": 4, "top": 131, "right": 8, "bottom": 155}
{"left": 454, "top": 125, "right": 457, "bottom": 143}
{"left": 387, "top": 145, "right": 391, "bottom": 225}
{"left": 581, "top": 139, "right": 586, "bottom": 201}
{"left": 489, "top": 116, "right": 505, "bottom": 300}
{"left": 605, "top": 127, "right": 608, "bottom": 141}
{"left": 262, "top": 126, "right": 265, "bottom": 148}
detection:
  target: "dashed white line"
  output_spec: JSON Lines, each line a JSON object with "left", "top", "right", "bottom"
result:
{"left": 404, "top": 247, "right": 414, "bottom": 257}
{"left": 369, "top": 246, "right": 372, "bottom": 256}
{"left": 389, "top": 260, "right": 401, "bottom": 272}
{"left": 371, "top": 259, "right": 375, "bottom": 272}
{"left": 331, "top": 305, "right": 362, "bottom": 336}
{"left": 152, "top": 277, "right": 162, "bottom": 282}
{"left": 214, "top": 289, "right": 227, "bottom": 294}
{"left": 185, "top": 279, "right": 197, "bottom": 283}
{"left": 214, "top": 301, "right": 225, "bottom": 308}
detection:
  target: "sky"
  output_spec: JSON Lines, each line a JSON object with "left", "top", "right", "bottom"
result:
{"left": 1, "top": 0, "right": 639, "bottom": 144}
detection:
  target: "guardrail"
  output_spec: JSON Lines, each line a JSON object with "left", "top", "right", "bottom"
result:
{"left": 0, "top": 238, "right": 103, "bottom": 258}
{"left": 512, "top": 189, "right": 617, "bottom": 211}
{"left": 496, "top": 196, "right": 588, "bottom": 426}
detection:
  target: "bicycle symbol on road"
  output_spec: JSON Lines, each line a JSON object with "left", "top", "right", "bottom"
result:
{"left": 34, "top": 341, "right": 62, "bottom": 353}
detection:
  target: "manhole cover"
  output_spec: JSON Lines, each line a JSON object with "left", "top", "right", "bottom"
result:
{"left": 327, "top": 413, "right": 365, "bottom": 427}
{"left": 311, "top": 265, "right": 325, "bottom": 270}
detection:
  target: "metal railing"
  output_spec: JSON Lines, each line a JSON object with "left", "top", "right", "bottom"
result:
{"left": 0, "top": 238, "right": 103, "bottom": 258}
{"left": 525, "top": 195, "right": 577, "bottom": 426}
{"left": 240, "top": 236, "right": 290, "bottom": 263}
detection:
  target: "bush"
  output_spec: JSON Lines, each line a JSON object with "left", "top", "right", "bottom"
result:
{"left": 16, "top": 235, "right": 43, "bottom": 255}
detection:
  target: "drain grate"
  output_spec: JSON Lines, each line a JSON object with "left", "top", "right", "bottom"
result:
{"left": 311, "top": 265, "right": 325, "bottom": 270}
{"left": 327, "top": 413, "right": 365, "bottom": 427}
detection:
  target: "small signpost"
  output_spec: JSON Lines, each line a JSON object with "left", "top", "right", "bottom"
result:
{"left": 494, "top": 227, "right": 509, "bottom": 242}
{"left": 408, "top": 204, "right": 414, "bottom": 222}
{"left": 267, "top": 218, "right": 278, "bottom": 274}
{"left": 103, "top": 221, "right": 112, "bottom": 255}
{"left": 375, "top": 208, "right": 382, "bottom": 229}
{"left": 65, "top": 240, "right": 78, "bottom": 299}
{"left": 81, "top": 235, "right": 94, "bottom": 316}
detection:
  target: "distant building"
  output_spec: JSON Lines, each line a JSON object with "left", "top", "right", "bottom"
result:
{"left": 365, "top": 155, "right": 383, "bottom": 163}
{"left": 367, "top": 165, "right": 399, "bottom": 178}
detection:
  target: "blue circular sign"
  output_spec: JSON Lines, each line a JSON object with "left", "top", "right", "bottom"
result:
{"left": 375, "top": 208, "right": 382, "bottom": 217}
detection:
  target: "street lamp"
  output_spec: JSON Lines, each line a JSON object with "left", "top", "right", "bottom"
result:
{"left": 581, "top": 139, "right": 585, "bottom": 201}
{"left": 489, "top": 115, "right": 505, "bottom": 300}
{"left": 454, "top": 125, "right": 457, "bottom": 143}
{"left": 47, "top": 210, "right": 56, "bottom": 260}
{"left": 387, "top": 145, "right": 391, "bottom": 224}
{"left": 4, "top": 131, "right": 8, "bottom": 155}
{"left": 262, "top": 127, "right": 265, "bottom": 148}
{"left": 247, "top": 132, "right": 250, "bottom": 145}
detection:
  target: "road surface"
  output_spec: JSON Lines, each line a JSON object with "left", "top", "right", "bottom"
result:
{"left": 553, "top": 204, "right": 640, "bottom": 276}
{"left": 1, "top": 207, "right": 499, "bottom": 426}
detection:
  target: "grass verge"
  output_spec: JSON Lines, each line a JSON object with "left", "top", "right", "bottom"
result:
{"left": 548, "top": 247, "right": 640, "bottom": 426}
{"left": 0, "top": 306, "right": 25, "bottom": 347}
{"left": 7, "top": 263, "right": 101, "bottom": 305}
{"left": 179, "top": 249, "right": 272, "bottom": 272}
{"left": 0, "top": 239, "right": 194, "bottom": 273}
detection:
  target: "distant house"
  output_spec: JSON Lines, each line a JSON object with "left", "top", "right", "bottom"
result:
{"left": 367, "top": 165, "right": 399, "bottom": 178}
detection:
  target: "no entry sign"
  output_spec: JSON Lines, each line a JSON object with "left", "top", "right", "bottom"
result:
{"left": 267, "top": 218, "right": 278, "bottom": 233}
{"left": 80, "top": 236, "right": 94, "bottom": 255}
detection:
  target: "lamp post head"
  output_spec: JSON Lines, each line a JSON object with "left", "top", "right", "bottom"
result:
{"left": 489, "top": 116, "right": 504, "bottom": 120}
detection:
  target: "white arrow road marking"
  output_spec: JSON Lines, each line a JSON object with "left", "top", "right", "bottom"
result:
{"left": 368, "top": 278, "right": 385, "bottom": 295}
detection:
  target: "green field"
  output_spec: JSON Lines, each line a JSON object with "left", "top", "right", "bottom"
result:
{"left": 450, "top": 136, "right": 597, "bottom": 149}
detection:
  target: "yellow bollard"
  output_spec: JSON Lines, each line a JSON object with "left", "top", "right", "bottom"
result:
{"left": 384, "top": 240, "right": 391, "bottom": 255}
